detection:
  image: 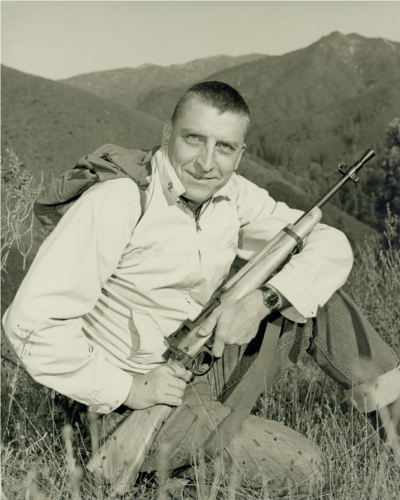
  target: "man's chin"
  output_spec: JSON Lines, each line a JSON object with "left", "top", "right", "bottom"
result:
{"left": 182, "top": 188, "right": 212, "bottom": 205}
{"left": 181, "top": 190, "right": 212, "bottom": 210}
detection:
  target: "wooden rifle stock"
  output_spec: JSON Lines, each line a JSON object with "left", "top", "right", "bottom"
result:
{"left": 87, "top": 149, "right": 375, "bottom": 492}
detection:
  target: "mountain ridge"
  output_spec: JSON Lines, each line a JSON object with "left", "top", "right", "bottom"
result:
{"left": 61, "top": 53, "right": 268, "bottom": 110}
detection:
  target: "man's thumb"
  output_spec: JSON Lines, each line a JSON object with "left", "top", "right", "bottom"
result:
{"left": 196, "top": 311, "right": 218, "bottom": 337}
{"left": 212, "top": 336, "right": 225, "bottom": 358}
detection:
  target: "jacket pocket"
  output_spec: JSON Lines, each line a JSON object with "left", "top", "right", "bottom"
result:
{"left": 127, "top": 307, "right": 167, "bottom": 365}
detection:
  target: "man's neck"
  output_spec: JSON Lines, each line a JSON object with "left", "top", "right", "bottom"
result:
{"left": 181, "top": 197, "right": 204, "bottom": 212}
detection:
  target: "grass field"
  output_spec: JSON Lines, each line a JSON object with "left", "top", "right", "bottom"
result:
{"left": 1, "top": 157, "right": 399, "bottom": 500}
{"left": 2, "top": 337, "right": 399, "bottom": 499}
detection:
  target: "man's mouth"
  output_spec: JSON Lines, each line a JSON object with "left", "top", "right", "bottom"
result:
{"left": 188, "top": 172, "right": 214, "bottom": 181}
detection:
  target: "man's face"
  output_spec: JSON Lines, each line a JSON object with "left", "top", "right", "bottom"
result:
{"left": 162, "top": 98, "right": 247, "bottom": 210}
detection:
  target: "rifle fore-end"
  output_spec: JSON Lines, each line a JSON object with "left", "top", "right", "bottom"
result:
{"left": 172, "top": 206, "right": 322, "bottom": 360}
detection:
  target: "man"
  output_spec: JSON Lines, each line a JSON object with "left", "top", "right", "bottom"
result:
{"left": 3, "top": 82, "right": 399, "bottom": 495}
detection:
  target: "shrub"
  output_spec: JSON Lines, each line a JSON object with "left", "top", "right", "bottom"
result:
{"left": 1, "top": 150, "right": 43, "bottom": 275}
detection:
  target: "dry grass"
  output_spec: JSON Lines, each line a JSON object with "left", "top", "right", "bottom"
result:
{"left": 1, "top": 157, "right": 399, "bottom": 499}
{"left": 346, "top": 208, "right": 400, "bottom": 354}
{"left": 2, "top": 357, "right": 399, "bottom": 499}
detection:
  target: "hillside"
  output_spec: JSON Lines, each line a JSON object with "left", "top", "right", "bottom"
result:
{"left": 1, "top": 65, "right": 162, "bottom": 182}
{"left": 1, "top": 65, "right": 162, "bottom": 307}
{"left": 62, "top": 54, "right": 267, "bottom": 110}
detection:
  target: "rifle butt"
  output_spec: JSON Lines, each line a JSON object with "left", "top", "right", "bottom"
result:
{"left": 86, "top": 404, "right": 172, "bottom": 493}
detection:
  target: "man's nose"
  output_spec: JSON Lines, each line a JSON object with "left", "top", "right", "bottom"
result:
{"left": 196, "top": 145, "right": 214, "bottom": 172}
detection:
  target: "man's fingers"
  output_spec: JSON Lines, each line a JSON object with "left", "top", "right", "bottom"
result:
{"left": 164, "top": 382, "right": 185, "bottom": 398}
{"left": 167, "top": 377, "right": 187, "bottom": 392}
{"left": 159, "top": 381, "right": 186, "bottom": 406}
{"left": 160, "top": 395, "right": 183, "bottom": 407}
{"left": 197, "top": 310, "right": 219, "bottom": 337}
{"left": 182, "top": 370, "right": 192, "bottom": 382}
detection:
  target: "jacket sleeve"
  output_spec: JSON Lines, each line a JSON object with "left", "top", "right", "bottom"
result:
{"left": 235, "top": 176, "right": 354, "bottom": 322}
{"left": 2, "top": 179, "right": 140, "bottom": 414}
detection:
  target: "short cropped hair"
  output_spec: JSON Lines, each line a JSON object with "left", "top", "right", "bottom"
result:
{"left": 171, "top": 81, "right": 250, "bottom": 135}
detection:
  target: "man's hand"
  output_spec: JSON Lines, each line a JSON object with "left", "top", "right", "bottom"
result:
{"left": 123, "top": 361, "right": 191, "bottom": 410}
{"left": 197, "top": 289, "right": 271, "bottom": 358}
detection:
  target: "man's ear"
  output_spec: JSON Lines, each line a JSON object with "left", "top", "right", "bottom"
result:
{"left": 162, "top": 121, "right": 172, "bottom": 148}
{"left": 234, "top": 143, "right": 246, "bottom": 171}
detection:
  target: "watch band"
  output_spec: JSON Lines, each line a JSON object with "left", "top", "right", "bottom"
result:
{"left": 259, "top": 284, "right": 282, "bottom": 311}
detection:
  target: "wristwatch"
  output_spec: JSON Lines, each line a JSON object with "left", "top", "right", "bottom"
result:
{"left": 259, "top": 284, "right": 282, "bottom": 311}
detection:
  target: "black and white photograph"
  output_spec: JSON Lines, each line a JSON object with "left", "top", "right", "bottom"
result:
{"left": 1, "top": 1, "right": 400, "bottom": 499}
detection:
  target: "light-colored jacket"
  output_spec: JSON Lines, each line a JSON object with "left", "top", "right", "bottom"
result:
{"left": 3, "top": 148, "right": 353, "bottom": 413}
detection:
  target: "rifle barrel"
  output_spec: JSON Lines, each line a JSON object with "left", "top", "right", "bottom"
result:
{"left": 311, "top": 149, "right": 375, "bottom": 212}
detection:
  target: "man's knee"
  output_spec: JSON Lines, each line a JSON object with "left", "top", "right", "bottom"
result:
{"left": 345, "top": 365, "right": 400, "bottom": 414}
{"left": 228, "top": 416, "right": 325, "bottom": 494}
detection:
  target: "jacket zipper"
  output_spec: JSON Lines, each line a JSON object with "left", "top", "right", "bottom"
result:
{"left": 193, "top": 198, "right": 212, "bottom": 232}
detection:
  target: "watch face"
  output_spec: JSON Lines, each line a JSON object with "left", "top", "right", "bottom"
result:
{"left": 262, "top": 286, "right": 280, "bottom": 310}
{"left": 266, "top": 292, "right": 279, "bottom": 308}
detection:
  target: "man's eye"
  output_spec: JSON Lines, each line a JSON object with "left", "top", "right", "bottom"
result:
{"left": 186, "top": 135, "right": 200, "bottom": 143}
{"left": 218, "top": 143, "right": 234, "bottom": 152}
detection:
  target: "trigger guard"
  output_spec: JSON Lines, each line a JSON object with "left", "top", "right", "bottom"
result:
{"left": 191, "top": 348, "right": 214, "bottom": 376}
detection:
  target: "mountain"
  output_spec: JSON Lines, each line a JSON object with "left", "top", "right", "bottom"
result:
{"left": 135, "top": 33, "right": 400, "bottom": 225}
{"left": 1, "top": 65, "right": 162, "bottom": 182}
{"left": 61, "top": 54, "right": 267, "bottom": 110}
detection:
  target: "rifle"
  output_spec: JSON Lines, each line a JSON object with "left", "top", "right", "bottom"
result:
{"left": 86, "top": 149, "right": 375, "bottom": 492}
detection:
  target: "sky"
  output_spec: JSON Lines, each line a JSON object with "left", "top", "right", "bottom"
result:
{"left": 2, "top": 1, "right": 400, "bottom": 81}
